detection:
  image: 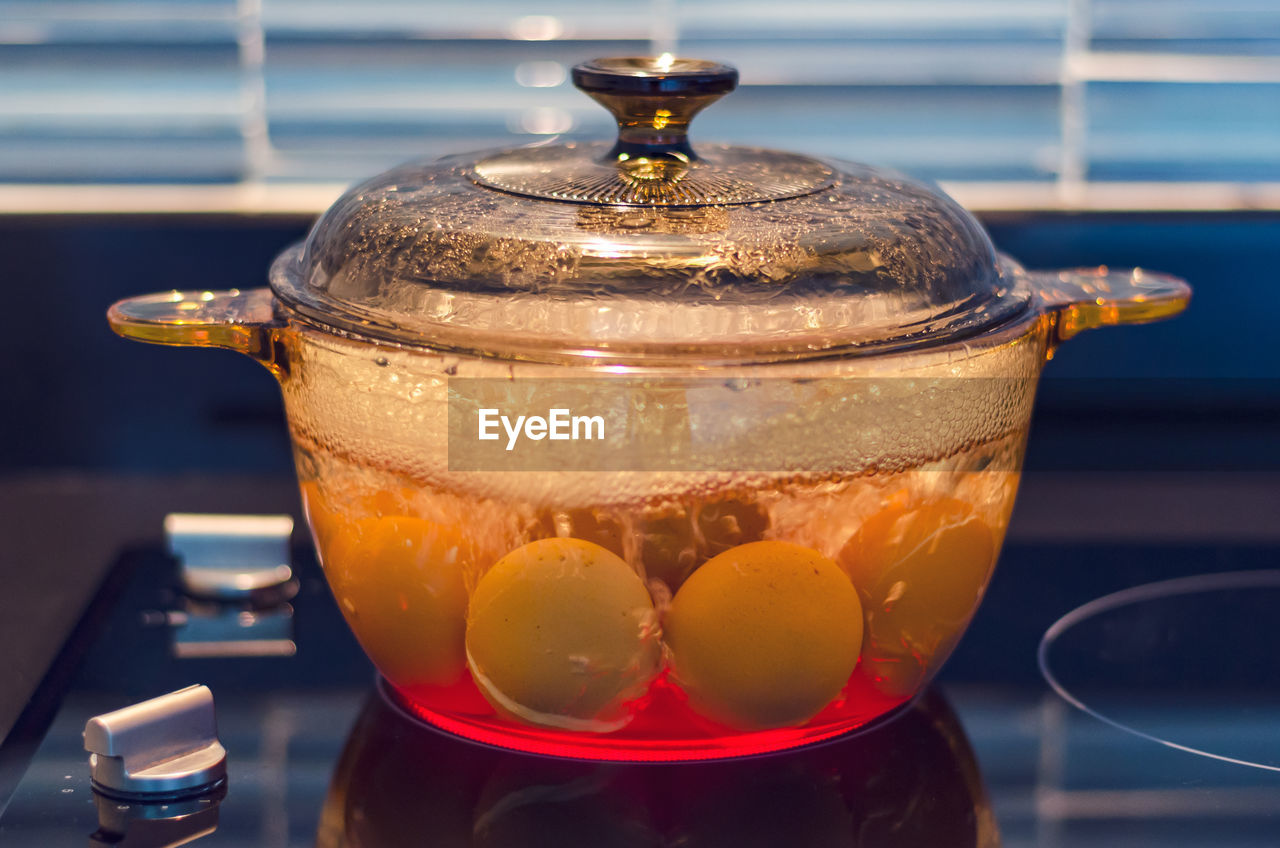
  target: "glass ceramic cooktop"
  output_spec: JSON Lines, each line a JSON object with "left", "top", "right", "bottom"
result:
{"left": 1, "top": 537, "right": 1278, "bottom": 847}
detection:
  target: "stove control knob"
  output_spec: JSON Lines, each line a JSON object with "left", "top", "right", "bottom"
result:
{"left": 165, "top": 513, "right": 297, "bottom": 603}
{"left": 84, "top": 684, "right": 227, "bottom": 799}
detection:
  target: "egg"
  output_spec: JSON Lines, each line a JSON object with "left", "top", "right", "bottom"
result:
{"left": 324, "top": 514, "right": 471, "bottom": 688}
{"left": 465, "top": 538, "right": 661, "bottom": 732}
{"left": 298, "top": 479, "right": 342, "bottom": 550}
{"left": 665, "top": 541, "right": 863, "bottom": 730}
{"left": 300, "top": 480, "right": 414, "bottom": 552}
{"left": 838, "top": 496, "right": 995, "bottom": 696}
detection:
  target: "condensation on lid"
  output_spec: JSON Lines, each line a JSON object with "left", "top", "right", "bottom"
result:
{"left": 266, "top": 56, "right": 1031, "bottom": 362}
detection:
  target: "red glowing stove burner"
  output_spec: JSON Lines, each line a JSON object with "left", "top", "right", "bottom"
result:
{"left": 379, "top": 674, "right": 911, "bottom": 762}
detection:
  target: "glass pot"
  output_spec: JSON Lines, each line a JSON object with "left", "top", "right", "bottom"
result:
{"left": 109, "top": 57, "right": 1189, "bottom": 761}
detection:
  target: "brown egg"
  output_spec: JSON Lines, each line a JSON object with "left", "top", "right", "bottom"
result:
{"left": 665, "top": 541, "right": 863, "bottom": 730}
{"left": 300, "top": 481, "right": 415, "bottom": 553}
{"left": 465, "top": 538, "right": 661, "bottom": 731}
{"left": 838, "top": 497, "right": 995, "bottom": 697}
{"left": 325, "top": 514, "right": 471, "bottom": 688}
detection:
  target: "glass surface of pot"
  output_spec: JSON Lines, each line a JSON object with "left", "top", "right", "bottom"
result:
{"left": 108, "top": 56, "right": 1190, "bottom": 761}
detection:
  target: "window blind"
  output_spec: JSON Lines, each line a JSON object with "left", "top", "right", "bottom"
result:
{"left": 0, "top": 0, "right": 1277, "bottom": 208}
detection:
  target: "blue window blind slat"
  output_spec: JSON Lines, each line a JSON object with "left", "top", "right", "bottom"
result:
{"left": 1088, "top": 81, "right": 1280, "bottom": 181}
{"left": 0, "top": 0, "right": 1276, "bottom": 196}
{"left": 1092, "top": 0, "right": 1280, "bottom": 39}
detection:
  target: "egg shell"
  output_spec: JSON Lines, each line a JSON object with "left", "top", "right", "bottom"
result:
{"left": 466, "top": 537, "right": 661, "bottom": 731}
{"left": 838, "top": 497, "right": 995, "bottom": 697}
{"left": 665, "top": 540, "right": 863, "bottom": 731}
{"left": 325, "top": 513, "right": 471, "bottom": 688}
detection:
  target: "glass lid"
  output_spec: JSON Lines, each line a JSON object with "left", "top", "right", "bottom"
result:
{"left": 269, "top": 56, "right": 1030, "bottom": 363}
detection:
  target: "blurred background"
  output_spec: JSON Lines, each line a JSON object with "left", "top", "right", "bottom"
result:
{"left": 0, "top": 0, "right": 1276, "bottom": 475}
{"left": 4, "top": 0, "right": 1280, "bottom": 186}
{"left": 0, "top": 0, "right": 1274, "bottom": 474}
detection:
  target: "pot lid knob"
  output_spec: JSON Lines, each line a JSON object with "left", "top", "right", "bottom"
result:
{"left": 571, "top": 55, "right": 737, "bottom": 163}
{"left": 471, "top": 55, "right": 834, "bottom": 206}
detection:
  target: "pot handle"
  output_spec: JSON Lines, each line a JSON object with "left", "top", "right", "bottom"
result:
{"left": 1033, "top": 266, "right": 1190, "bottom": 343}
{"left": 107, "top": 288, "right": 287, "bottom": 376}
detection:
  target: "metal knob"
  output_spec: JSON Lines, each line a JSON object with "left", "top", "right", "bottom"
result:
{"left": 165, "top": 513, "right": 296, "bottom": 602}
{"left": 84, "top": 685, "right": 227, "bottom": 799}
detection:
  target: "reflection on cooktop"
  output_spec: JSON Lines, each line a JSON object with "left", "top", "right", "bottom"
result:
{"left": 319, "top": 685, "right": 996, "bottom": 847}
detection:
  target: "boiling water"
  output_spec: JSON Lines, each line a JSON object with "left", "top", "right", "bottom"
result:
{"left": 281, "top": 325, "right": 1034, "bottom": 758}
{"left": 292, "top": 418, "right": 1021, "bottom": 759}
